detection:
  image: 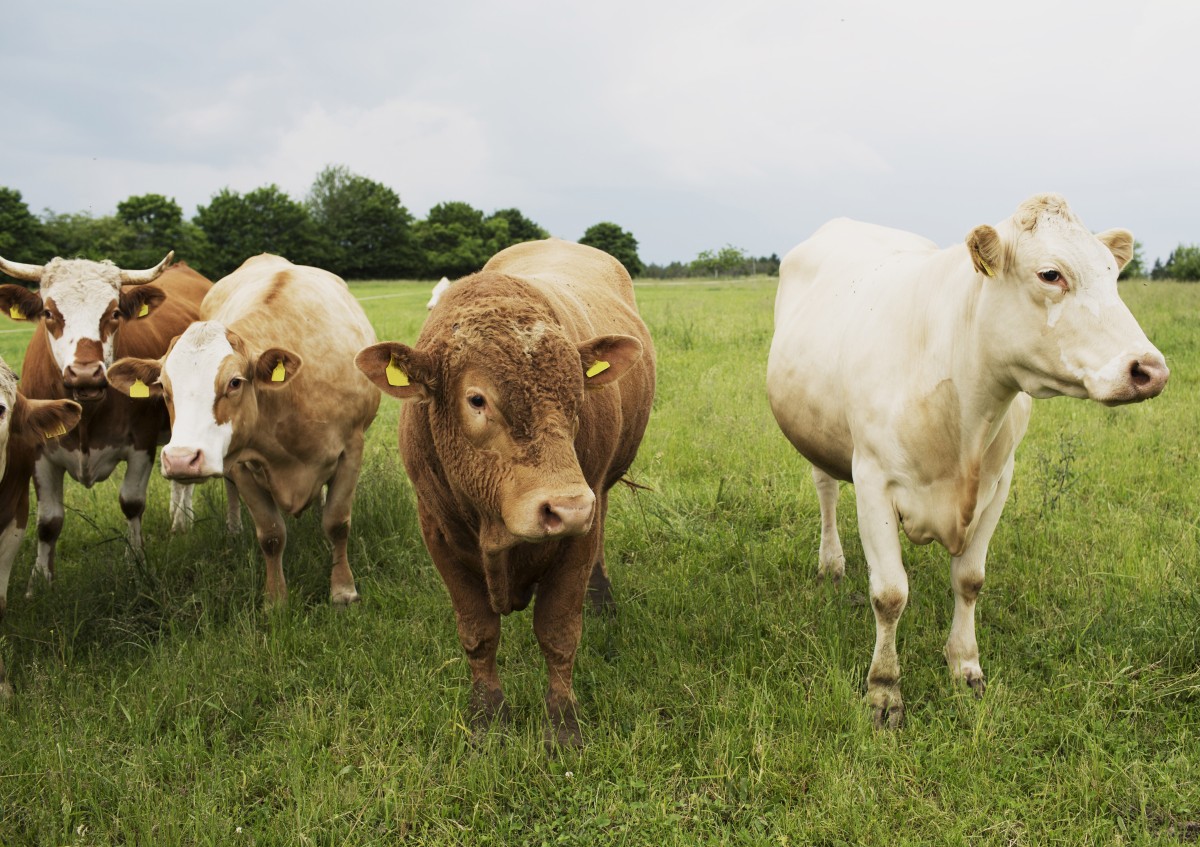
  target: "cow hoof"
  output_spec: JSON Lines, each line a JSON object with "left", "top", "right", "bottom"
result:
{"left": 868, "top": 686, "right": 904, "bottom": 730}
{"left": 544, "top": 718, "right": 583, "bottom": 752}
{"left": 469, "top": 688, "right": 510, "bottom": 739}
{"left": 0, "top": 680, "right": 11, "bottom": 701}
{"left": 586, "top": 587, "right": 617, "bottom": 618}
{"left": 966, "top": 674, "right": 986, "bottom": 699}
{"left": 330, "top": 589, "right": 361, "bottom": 607}
{"left": 817, "top": 555, "right": 845, "bottom": 583}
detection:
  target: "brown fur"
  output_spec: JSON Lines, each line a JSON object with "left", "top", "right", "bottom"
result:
{"left": 359, "top": 239, "right": 655, "bottom": 747}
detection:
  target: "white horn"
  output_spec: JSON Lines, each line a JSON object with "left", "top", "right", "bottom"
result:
{"left": 0, "top": 255, "right": 47, "bottom": 282}
{"left": 119, "top": 251, "right": 175, "bottom": 285}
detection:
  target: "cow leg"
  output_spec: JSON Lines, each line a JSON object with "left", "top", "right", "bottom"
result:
{"left": 224, "top": 477, "right": 243, "bottom": 534}
{"left": 320, "top": 433, "right": 364, "bottom": 606}
{"left": 422, "top": 515, "right": 507, "bottom": 730}
{"left": 169, "top": 480, "right": 194, "bottom": 534}
{"left": 854, "top": 469, "right": 909, "bottom": 729}
{"left": 945, "top": 457, "right": 1014, "bottom": 697}
{"left": 119, "top": 449, "right": 154, "bottom": 559}
{"left": 0, "top": 517, "right": 24, "bottom": 618}
{"left": 533, "top": 536, "right": 595, "bottom": 748}
{"left": 813, "top": 466, "right": 846, "bottom": 582}
{"left": 28, "top": 458, "right": 65, "bottom": 597}
{"left": 231, "top": 469, "right": 288, "bottom": 607}
{"left": 586, "top": 490, "right": 615, "bottom": 615}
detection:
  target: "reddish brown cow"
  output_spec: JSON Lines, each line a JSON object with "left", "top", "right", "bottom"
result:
{"left": 0, "top": 357, "right": 81, "bottom": 696}
{"left": 0, "top": 255, "right": 225, "bottom": 595}
{"left": 357, "top": 238, "right": 656, "bottom": 747}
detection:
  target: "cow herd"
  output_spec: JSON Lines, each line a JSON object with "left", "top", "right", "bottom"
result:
{"left": 0, "top": 193, "right": 1169, "bottom": 746}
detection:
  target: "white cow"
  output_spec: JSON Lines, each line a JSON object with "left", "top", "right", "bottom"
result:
{"left": 427, "top": 276, "right": 451, "bottom": 310}
{"left": 767, "top": 194, "right": 1168, "bottom": 728}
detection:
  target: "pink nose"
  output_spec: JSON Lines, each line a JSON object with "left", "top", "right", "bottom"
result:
{"left": 162, "top": 446, "right": 205, "bottom": 478}
{"left": 1129, "top": 354, "right": 1169, "bottom": 399}
{"left": 538, "top": 492, "right": 596, "bottom": 536}
{"left": 64, "top": 361, "right": 105, "bottom": 388}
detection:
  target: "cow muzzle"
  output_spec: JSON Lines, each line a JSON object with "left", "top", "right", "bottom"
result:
{"left": 63, "top": 361, "right": 107, "bottom": 401}
{"left": 1095, "top": 351, "right": 1169, "bottom": 406}
{"left": 161, "top": 446, "right": 222, "bottom": 481}
{"left": 505, "top": 487, "right": 597, "bottom": 542}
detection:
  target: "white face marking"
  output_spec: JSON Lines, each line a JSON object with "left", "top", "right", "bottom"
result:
{"left": 0, "top": 365, "right": 16, "bottom": 481}
{"left": 38, "top": 260, "right": 125, "bottom": 374}
{"left": 162, "top": 321, "right": 236, "bottom": 476}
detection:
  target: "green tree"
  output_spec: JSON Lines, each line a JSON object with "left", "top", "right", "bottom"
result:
{"left": 41, "top": 211, "right": 134, "bottom": 262}
{"left": 413, "top": 201, "right": 491, "bottom": 278}
{"left": 0, "top": 187, "right": 54, "bottom": 265}
{"left": 1118, "top": 239, "right": 1146, "bottom": 280}
{"left": 1154, "top": 244, "right": 1200, "bottom": 281}
{"left": 194, "top": 185, "right": 319, "bottom": 278}
{"left": 306, "top": 165, "right": 420, "bottom": 279}
{"left": 115, "top": 193, "right": 206, "bottom": 269}
{"left": 484, "top": 208, "right": 549, "bottom": 255}
{"left": 579, "top": 222, "right": 643, "bottom": 276}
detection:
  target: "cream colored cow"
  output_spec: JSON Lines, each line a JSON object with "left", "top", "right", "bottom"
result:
{"left": 767, "top": 194, "right": 1168, "bottom": 728}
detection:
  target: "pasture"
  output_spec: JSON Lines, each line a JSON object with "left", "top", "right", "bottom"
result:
{"left": 0, "top": 276, "right": 1197, "bottom": 845}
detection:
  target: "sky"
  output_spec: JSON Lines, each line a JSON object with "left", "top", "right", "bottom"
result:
{"left": 2, "top": 1, "right": 1198, "bottom": 267}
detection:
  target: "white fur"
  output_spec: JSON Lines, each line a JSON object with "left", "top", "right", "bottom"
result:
{"left": 162, "top": 321, "right": 235, "bottom": 477}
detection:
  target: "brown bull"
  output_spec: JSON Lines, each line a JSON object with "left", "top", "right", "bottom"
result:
{"left": 357, "top": 238, "right": 655, "bottom": 747}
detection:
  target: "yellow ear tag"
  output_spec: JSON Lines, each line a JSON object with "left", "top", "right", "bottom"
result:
{"left": 137, "top": 303, "right": 150, "bottom": 318}
{"left": 130, "top": 378, "right": 150, "bottom": 399}
{"left": 43, "top": 421, "right": 68, "bottom": 439}
{"left": 586, "top": 360, "right": 611, "bottom": 379}
{"left": 386, "top": 358, "right": 410, "bottom": 387}
{"left": 979, "top": 258, "right": 995, "bottom": 278}
{"left": 271, "top": 361, "right": 286, "bottom": 382}
{"left": 9, "top": 304, "right": 25, "bottom": 321}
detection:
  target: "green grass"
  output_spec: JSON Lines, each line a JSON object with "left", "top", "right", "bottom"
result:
{"left": 1, "top": 277, "right": 1199, "bottom": 845}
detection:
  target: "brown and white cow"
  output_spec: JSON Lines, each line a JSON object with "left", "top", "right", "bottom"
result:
{"left": 0, "top": 358, "right": 81, "bottom": 695}
{"left": 766, "top": 194, "right": 1168, "bottom": 728}
{"left": 0, "top": 254, "right": 219, "bottom": 595}
{"left": 357, "top": 238, "right": 655, "bottom": 747}
{"left": 108, "top": 254, "right": 380, "bottom": 606}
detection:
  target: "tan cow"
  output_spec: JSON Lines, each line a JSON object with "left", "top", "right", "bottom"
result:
{"left": 0, "top": 357, "right": 81, "bottom": 695}
{"left": 107, "top": 254, "right": 380, "bottom": 606}
{"left": 0, "top": 255, "right": 222, "bottom": 596}
{"left": 357, "top": 238, "right": 655, "bottom": 747}
{"left": 767, "top": 194, "right": 1168, "bottom": 728}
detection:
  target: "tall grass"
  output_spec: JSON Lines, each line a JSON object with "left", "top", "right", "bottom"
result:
{"left": 0, "top": 277, "right": 1197, "bottom": 845}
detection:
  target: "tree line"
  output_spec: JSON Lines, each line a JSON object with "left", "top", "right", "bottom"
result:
{"left": 0, "top": 165, "right": 645, "bottom": 281}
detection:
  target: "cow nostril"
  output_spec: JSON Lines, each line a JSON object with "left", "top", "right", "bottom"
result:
{"left": 1130, "top": 361, "right": 1151, "bottom": 387}
{"left": 540, "top": 502, "right": 563, "bottom": 532}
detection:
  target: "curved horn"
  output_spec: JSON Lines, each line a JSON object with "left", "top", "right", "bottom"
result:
{"left": 118, "top": 251, "right": 175, "bottom": 285}
{"left": 0, "top": 254, "right": 47, "bottom": 282}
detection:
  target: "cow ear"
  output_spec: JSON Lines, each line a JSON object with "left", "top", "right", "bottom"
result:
{"left": 254, "top": 348, "right": 302, "bottom": 388}
{"left": 14, "top": 396, "right": 82, "bottom": 442}
{"left": 108, "top": 358, "right": 164, "bottom": 399}
{"left": 355, "top": 342, "right": 436, "bottom": 400}
{"left": 966, "top": 225, "right": 1005, "bottom": 279}
{"left": 578, "top": 334, "right": 643, "bottom": 388}
{"left": 0, "top": 284, "right": 43, "bottom": 322}
{"left": 1096, "top": 228, "right": 1135, "bottom": 271}
{"left": 118, "top": 286, "right": 167, "bottom": 320}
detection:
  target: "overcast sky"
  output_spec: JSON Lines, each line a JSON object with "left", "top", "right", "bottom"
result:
{"left": 2, "top": 1, "right": 1197, "bottom": 266}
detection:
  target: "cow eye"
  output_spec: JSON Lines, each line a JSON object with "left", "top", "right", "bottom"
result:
{"left": 0, "top": 404, "right": 6, "bottom": 419}
{"left": 467, "top": 393, "right": 486, "bottom": 410}
{"left": 43, "top": 309, "right": 53, "bottom": 321}
{"left": 228, "top": 377, "right": 245, "bottom": 392}
{"left": 1037, "top": 270, "right": 1061, "bottom": 284}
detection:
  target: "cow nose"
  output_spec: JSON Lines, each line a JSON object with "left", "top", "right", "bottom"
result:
{"left": 1129, "top": 354, "right": 1169, "bottom": 399}
{"left": 538, "top": 492, "right": 596, "bottom": 536}
{"left": 64, "top": 362, "right": 105, "bottom": 387}
{"left": 162, "top": 446, "right": 205, "bottom": 478}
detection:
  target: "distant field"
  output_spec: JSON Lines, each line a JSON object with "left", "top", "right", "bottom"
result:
{"left": 0, "top": 276, "right": 1197, "bottom": 845}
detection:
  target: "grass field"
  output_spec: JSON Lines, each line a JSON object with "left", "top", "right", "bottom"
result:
{"left": 0, "top": 276, "right": 1197, "bottom": 845}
